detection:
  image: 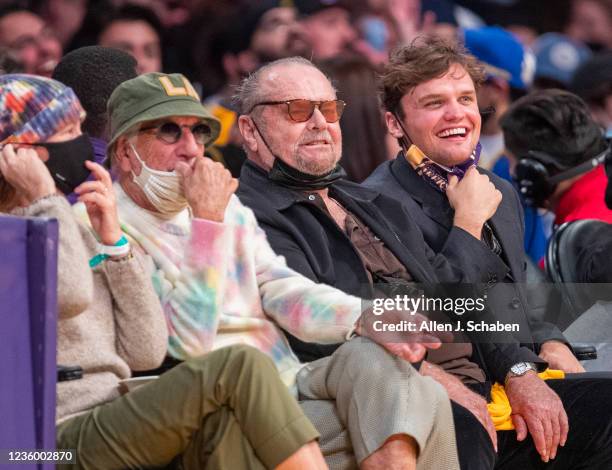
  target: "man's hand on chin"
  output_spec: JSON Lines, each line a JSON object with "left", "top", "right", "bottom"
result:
{"left": 539, "top": 340, "right": 586, "bottom": 373}
{"left": 176, "top": 156, "right": 238, "bottom": 222}
{"left": 505, "top": 370, "right": 569, "bottom": 463}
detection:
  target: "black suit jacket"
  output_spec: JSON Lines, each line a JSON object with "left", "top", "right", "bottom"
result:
{"left": 364, "top": 154, "right": 567, "bottom": 358}
{"left": 238, "top": 160, "right": 538, "bottom": 382}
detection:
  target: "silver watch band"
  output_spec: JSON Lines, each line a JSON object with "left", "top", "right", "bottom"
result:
{"left": 505, "top": 362, "right": 537, "bottom": 385}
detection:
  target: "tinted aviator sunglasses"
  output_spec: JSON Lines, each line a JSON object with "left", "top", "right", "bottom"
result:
{"left": 138, "top": 121, "right": 212, "bottom": 145}
{"left": 249, "top": 99, "right": 346, "bottom": 123}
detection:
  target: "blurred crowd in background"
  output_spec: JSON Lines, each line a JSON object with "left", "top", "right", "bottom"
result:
{"left": 1, "top": 0, "right": 611, "bottom": 261}
{"left": 2, "top": 3, "right": 612, "bottom": 466}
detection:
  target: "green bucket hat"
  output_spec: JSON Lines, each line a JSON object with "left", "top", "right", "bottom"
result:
{"left": 107, "top": 72, "right": 220, "bottom": 148}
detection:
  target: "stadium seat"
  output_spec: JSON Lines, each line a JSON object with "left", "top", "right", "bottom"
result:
{"left": 546, "top": 219, "right": 610, "bottom": 316}
{"left": 0, "top": 214, "right": 59, "bottom": 470}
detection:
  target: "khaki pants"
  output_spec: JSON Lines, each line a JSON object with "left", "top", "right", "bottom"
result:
{"left": 298, "top": 338, "right": 460, "bottom": 470}
{"left": 57, "top": 345, "right": 318, "bottom": 470}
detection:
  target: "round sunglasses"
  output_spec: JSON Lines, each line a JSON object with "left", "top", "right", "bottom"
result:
{"left": 138, "top": 121, "right": 212, "bottom": 145}
{"left": 249, "top": 99, "right": 346, "bottom": 123}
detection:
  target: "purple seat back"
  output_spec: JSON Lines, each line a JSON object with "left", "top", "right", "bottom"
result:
{"left": 0, "top": 215, "right": 58, "bottom": 470}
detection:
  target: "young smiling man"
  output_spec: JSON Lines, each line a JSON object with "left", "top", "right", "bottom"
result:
{"left": 365, "top": 36, "right": 612, "bottom": 468}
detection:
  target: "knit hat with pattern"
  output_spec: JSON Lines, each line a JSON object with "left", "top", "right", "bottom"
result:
{"left": 0, "top": 74, "right": 85, "bottom": 145}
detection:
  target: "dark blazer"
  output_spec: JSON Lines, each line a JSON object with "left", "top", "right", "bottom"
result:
{"left": 238, "top": 160, "right": 540, "bottom": 382}
{"left": 364, "top": 153, "right": 567, "bottom": 351}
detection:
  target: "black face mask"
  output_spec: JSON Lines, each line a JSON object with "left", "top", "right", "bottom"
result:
{"left": 36, "top": 134, "right": 94, "bottom": 194}
{"left": 251, "top": 118, "right": 345, "bottom": 190}
{"left": 268, "top": 157, "right": 346, "bottom": 190}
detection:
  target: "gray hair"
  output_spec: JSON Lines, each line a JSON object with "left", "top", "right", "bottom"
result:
{"left": 233, "top": 56, "right": 320, "bottom": 115}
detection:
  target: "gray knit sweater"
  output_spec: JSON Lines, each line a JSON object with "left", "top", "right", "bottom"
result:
{"left": 12, "top": 195, "right": 168, "bottom": 423}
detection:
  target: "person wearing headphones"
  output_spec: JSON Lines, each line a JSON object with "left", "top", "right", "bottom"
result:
{"left": 364, "top": 37, "right": 612, "bottom": 466}
{"left": 501, "top": 89, "right": 612, "bottom": 226}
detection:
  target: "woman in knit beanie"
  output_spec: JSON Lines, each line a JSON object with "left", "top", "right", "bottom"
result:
{"left": 0, "top": 73, "right": 168, "bottom": 459}
{"left": 0, "top": 74, "right": 93, "bottom": 211}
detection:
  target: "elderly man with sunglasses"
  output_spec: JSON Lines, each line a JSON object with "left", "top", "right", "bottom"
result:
{"left": 106, "top": 71, "right": 462, "bottom": 470}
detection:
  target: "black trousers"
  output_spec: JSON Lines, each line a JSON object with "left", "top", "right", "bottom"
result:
{"left": 453, "top": 376, "right": 612, "bottom": 470}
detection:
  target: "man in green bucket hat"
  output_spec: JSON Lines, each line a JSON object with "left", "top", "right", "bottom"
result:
{"left": 107, "top": 71, "right": 461, "bottom": 470}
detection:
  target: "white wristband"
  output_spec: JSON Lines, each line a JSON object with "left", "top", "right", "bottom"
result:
{"left": 97, "top": 235, "right": 130, "bottom": 256}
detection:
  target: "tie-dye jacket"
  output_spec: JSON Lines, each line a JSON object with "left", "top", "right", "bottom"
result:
{"left": 113, "top": 184, "right": 363, "bottom": 390}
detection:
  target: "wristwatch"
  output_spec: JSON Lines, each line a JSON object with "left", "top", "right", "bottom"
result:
{"left": 505, "top": 362, "right": 537, "bottom": 385}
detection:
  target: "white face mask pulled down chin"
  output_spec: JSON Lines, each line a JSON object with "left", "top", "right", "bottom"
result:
{"left": 130, "top": 143, "right": 189, "bottom": 216}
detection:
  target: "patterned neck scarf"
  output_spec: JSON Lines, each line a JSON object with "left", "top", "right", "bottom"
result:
{"left": 404, "top": 143, "right": 482, "bottom": 193}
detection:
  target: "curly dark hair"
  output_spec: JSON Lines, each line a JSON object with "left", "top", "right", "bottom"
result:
{"left": 380, "top": 36, "right": 485, "bottom": 119}
{"left": 52, "top": 46, "right": 137, "bottom": 139}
